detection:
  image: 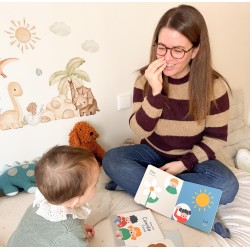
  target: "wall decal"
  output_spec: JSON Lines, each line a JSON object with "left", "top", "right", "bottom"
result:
{"left": 0, "top": 97, "right": 3, "bottom": 115}
{"left": 40, "top": 95, "right": 79, "bottom": 123}
{"left": 49, "top": 22, "right": 71, "bottom": 36}
{"left": 5, "top": 18, "right": 40, "bottom": 53}
{"left": 0, "top": 56, "right": 100, "bottom": 131}
{"left": 40, "top": 56, "right": 100, "bottom": 122}
{"left": 0, "top": 58, "right": 18, "bottom": 78}
{"left": 81, "top": 40, "right": 99, "bottom": 53}
{"left": 0, "top": 82, "right": 23, "bottom": 130}
{"left": 35, "top": 68, "right": 42, "bottom": 76}
{"left": 23, "top": 102, "right": 42, "bottom": 126}
{"left": 75, "top": 85, "right": 100, "bottom": 116}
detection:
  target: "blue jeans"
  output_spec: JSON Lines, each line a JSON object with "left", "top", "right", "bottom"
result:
{"left": 102, "top": 144, "right": 239, "bottom": 205}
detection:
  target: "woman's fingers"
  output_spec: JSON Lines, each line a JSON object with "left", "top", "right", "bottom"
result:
{"left": 146, "top": 57, "right": 165, "bottom": 74}
{"left": 145, "top": 57, "right": 166, "bottom": 95}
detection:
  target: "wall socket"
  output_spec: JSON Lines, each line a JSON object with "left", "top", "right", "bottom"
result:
{"left": 117, "top": 93, "right": 132, "bottom": 110}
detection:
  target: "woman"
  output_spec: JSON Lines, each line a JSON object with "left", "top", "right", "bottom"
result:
{"left": 102, "top": 4, "right": 239, "bottom": 238}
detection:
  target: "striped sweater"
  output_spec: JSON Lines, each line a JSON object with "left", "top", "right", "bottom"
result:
{"left": 129, "top": 73, "right": 229, "bottom": 170}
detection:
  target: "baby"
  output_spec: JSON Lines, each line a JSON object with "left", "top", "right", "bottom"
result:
{"left": 8, "top": 145, "right": 100, "bottom": 247}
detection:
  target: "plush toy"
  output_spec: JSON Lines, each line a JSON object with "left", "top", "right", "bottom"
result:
{"left": 69, "top": 121, "right": 105, "bottom": 164}
{"left": 0, "top": 162, "right": 37, "bottom": 196}
{"left": 236, "top": 149, "right": 250, "bottom": 173}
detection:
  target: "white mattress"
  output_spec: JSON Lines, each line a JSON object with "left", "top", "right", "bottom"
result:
{"left": 1, "top": 167, "right": 249, "bottom": 247}
{"left": 87, "top": 167, "right": 250, "bottom": 247}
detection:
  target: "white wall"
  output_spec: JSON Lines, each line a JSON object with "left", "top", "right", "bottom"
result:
{"left": 0, "top": 2, "right": 250, "bottom": 166}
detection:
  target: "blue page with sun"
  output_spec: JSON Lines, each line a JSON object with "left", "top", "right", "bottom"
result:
{"left": 134, "top": 165, "right": 222, "bottom": 233}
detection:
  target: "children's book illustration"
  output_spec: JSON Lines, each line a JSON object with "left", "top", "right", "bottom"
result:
{"left": 114, "top": 214, "right": 138, "bottom": 228}
{"left": 110, "top": 209, "right": 164, "bottom": 247}
{"left": 173, "top": 204, "right": 191, "bottom": 224}
{"left": 135, "top": 229, "right": 183, "bottom": 247}
{"left": 166, "top": 177, "right": 179, "bottom": 194}
{"left": 134, "top": 165, "right": 222, "bottom": 233}
{"left": 143, "top": 179, "right": 162, "bottom": 206}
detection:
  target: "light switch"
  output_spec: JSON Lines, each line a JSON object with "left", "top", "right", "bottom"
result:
{"left": 117, "top": 93, "right": 132, "bottom": 110}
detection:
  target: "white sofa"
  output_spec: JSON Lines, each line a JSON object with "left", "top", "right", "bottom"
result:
{"left": 1, "top": 89, "right": 250, "bottom": 247}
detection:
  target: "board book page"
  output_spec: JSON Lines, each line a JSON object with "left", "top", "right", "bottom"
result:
{"left": 134, "top": 165, "right": 222, "bottom": 233}
{"left": 110, "top": 209, "right": 165, "bottom": 247}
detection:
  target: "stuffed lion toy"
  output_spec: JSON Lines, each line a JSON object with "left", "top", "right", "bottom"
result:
{"left": 69, "top": 121, "right": 105, "bottom": 164}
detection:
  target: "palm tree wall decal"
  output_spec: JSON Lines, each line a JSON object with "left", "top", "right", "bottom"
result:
{"left": 49, "top": 57, "right": 90, "bottom": 108}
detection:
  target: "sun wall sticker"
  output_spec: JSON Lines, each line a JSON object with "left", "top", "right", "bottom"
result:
{"left": 5, "top": 18, "right": 40, "bottom": 53}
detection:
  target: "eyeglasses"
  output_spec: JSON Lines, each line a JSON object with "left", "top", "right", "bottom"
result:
{"left": 153, "top": 43, "right": 193, "bottom": 59}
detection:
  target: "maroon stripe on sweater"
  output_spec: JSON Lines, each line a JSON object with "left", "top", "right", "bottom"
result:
{"left": 180, "top": 152, "right": 199, "bottom": 170}
{"left": 210, "top": 92, "right": 229, "bottom": 115}
{"left": 162, "top": 99, "right": 190, "bottom": 120}
{"left": 168, "top": 73, "right": 189, "bottom": 84}
{"left": 147, "top": 86, "right": 167, "bottom": 109}
{"left": 145, "top": 132, "right": 203, "bottom": 151}
{"left": 199, "top": 142, "right": 216, "bottom": 159}
{"left": 135, "top": 109, "right": 159, "bottom": 132}
{"left": 133, "top": 87, "right": 144, "bottom": 102}
{"left": 204, "top": 125, "right": 228, "bottom": 141}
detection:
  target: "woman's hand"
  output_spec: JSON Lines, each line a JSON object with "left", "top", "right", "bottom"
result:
{"left": 145, "top": 57, "right": 166, "bottom": 96}
{"left": 160, "top": 161, "right": 187, "bottom": 175}
{"left": 84, "top": 224, "right": 95, "bottom": 240}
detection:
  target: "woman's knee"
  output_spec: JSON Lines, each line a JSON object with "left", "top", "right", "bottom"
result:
{"left": 221, "top": 174, "right": 239, "bottom": 204}
{"left": 214, "top": 161, "right": 239, "bottom": 204}
{"left": 102, "top": 148, "right": 117, "bottom": 170}
{"left": 103, "top": 147, "right": 126, "bottom": 162}
{"left": 102, "top": 146, "right": 128, "bottom": 173}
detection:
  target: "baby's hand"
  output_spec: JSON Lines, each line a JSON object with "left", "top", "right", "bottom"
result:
{"left": 84, "top": 224, "right": 95, "bottom": 240}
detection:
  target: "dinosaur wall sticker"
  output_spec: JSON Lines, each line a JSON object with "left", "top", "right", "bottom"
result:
{"left": 0, "top": 16, "right": 100, "bottom": 132}
{"left": 0, "top": 57, "right": 100, "bottom": 131}
{"left": 0, "top": 82, "right": 23, "bottom": 130}
{"left": 0, "top": 58, "right": 18, "bottom": 79}
{"left": 44, "top": 57, "right": 100, "bottom": 120}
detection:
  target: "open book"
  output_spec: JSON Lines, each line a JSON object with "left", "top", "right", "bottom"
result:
{"left": 110, "top": 209, "right": 172, "bottom": 247}
{"left": 134, "top": 165, "right": 222, "bottom": 233}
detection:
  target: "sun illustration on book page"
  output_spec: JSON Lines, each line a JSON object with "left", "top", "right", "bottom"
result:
{"left": 191, "top": 189, "right": 215, "bottom": 212}
{"left": 5, "top": 18, "right": 40, "bottom": 53}
{"left": 143, "top": 179, "right": 162, "bottom": 206}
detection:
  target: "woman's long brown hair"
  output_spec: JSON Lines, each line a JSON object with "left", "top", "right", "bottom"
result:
{"left": 139, "top": 4, "right": 231, "bottom": 122}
